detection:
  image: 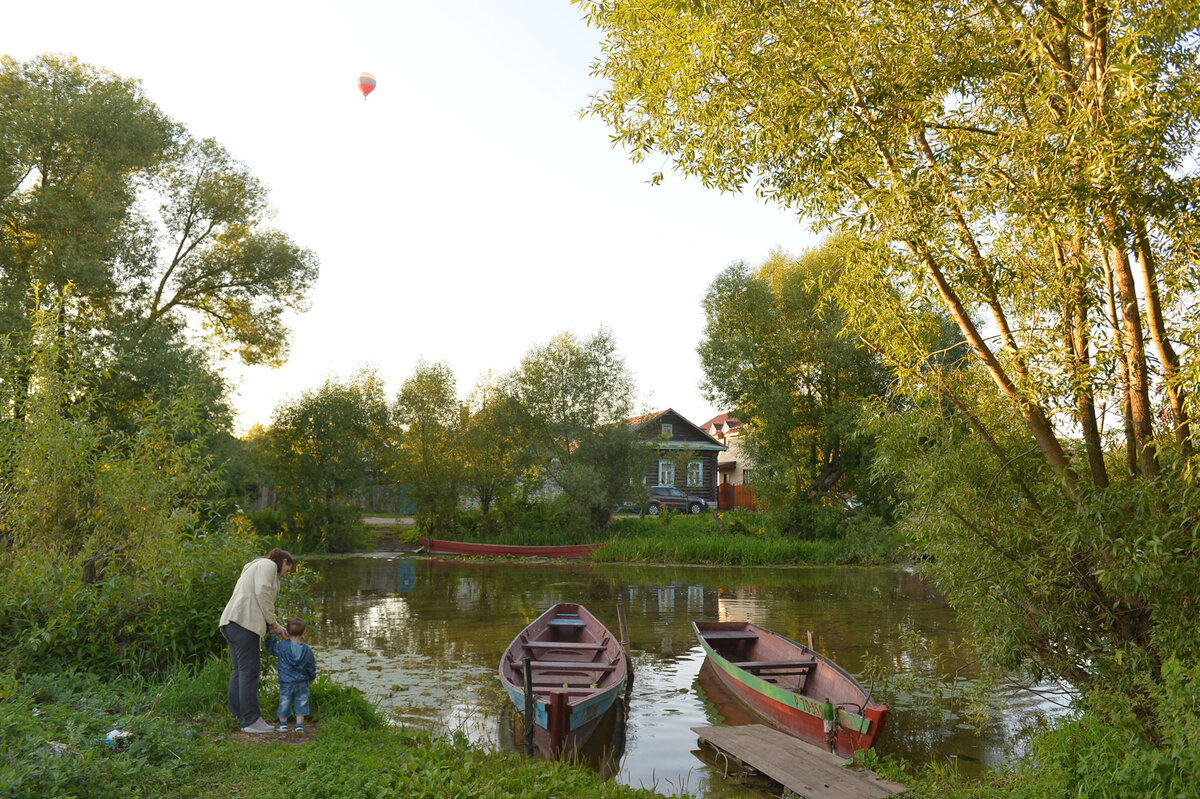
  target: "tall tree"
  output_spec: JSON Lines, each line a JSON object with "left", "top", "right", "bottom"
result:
{"left": 0, "top": 54, "right": 318, "bottom": 412}
{"left": 461, "top": 373, "right": 531, "bottom": 533}
{"left": 699, "top": 244, "right": 893, "bottom": 528}
{"left": 391, "top": 361, "right": 464, "bottom": 535}
{"left": 266, "top": 370, "right": 389, "bottom": 552}
{"left": 579, "top": 0, "right": 1200, "bottom": 705}
{"left": 508, "top": 329, "right": 647, "bottom": 529}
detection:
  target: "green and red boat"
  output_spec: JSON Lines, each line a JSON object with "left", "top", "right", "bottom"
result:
{"left": 693, "top": 620, "right": 887, "bottom": 755}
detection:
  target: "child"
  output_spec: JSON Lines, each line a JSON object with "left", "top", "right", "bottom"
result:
{"left": 265, "top": 617, "right": 317, "bottom": 732}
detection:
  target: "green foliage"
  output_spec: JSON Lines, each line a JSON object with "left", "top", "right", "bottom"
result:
{"left": 699, "top": 244, "right": 895, "bottom": 522}
{"left": 0, "top": 664, "right": 665, "bottom": 799}
{"left": 391, "top": 360, "right": 465, "bottom": 535}
{"left": 600, "top": 511, "right": 895, "bottom": 565}
{"left": 263, "top": 370, "right": 389, "bottom": 552}
{"left": 0, "top": 522, "right": 259, "bottom": 675}
{"left": 0, "top": 296, "right": 307, "bottom": 676}
{"left": 871, "top": 395, "right": 1200, "bottom": 697}
{"left": 0, "top": 54, "right": 316, "bottom": 511}
{"left": 461, "top": 373, "right": 533, "bottom": 532}
{"left": 580, "top": 0, "right": 1200, "bottom": 730}
{"left": 898, "top": 658, "right": 1200, "bottom": 799}
{"left": 507, "top": 328, "right": 649, "bottom": 530}
{"left": 0, "top": 54, "right": 317, "bottom": 367}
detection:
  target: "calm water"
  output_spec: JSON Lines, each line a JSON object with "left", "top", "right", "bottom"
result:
{"left": 304, "top": 556, "right": 1066, "bottom": 797}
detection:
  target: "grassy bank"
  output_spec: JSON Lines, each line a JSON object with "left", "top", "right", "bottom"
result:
{"left": 396, "top": 510, "right": 897, "bottom": 566}
{"left": 595, "top": 512, "right": 895, "bottom": 565}
{"left": 1, "top": 660, "right": 669, "bottom": 799}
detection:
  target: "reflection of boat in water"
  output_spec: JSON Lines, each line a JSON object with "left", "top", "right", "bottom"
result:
{"left": 693, "top": 620, "right": 887, "bottom": 754}
{"left": 500, "top": 693, "right": 627, "bottom": 778}
{"left": 499, "top": 603, "right": 629, "bottom": 758}
{"left": 419, "top": 537, "right": 594, "bottom": 559}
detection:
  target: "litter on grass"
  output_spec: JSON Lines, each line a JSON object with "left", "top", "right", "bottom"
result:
{"left": 104, "top": 729, "right": 133, "bottom": 750}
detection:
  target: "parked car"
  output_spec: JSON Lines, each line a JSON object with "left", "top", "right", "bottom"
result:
{"left": 646, "top": 485, "right": 707, "bottom": 516}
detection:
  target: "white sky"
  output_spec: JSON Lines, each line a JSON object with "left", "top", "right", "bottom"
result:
{"left": 8, "top": 1, "right": 818, "bottom": 434}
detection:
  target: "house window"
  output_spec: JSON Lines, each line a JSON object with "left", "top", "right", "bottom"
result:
{"left": 687, "top": 461, "right": 703, "bottom": 487}
{"left": 742, "top": 469, "right": 752, "bottom": 485}
{"left": 658, "top": 460, "right": 675, "bottom": 486}
{"left": 661, "top": 423, "right": 673, "bottom": 438}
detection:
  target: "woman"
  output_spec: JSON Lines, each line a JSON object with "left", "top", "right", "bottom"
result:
{"left": 219, "top": 548, "right": 293, "bottom": 733}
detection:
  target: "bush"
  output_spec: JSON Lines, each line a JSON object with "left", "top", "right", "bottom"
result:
{"left": 0, "top": 520, "right": 260, "bottom": 675}
{"left": 247, "top": 507, "right": 286, "bottom": 537}
{"left": 278, "top": 502, "right": 371, "bottom": 554}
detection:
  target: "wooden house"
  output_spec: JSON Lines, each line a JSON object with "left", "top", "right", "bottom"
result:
{"left": 629, "top": 409, "right": 726, "bottom": 504}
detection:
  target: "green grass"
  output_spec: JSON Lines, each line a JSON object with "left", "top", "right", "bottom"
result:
{"left": 417, "top": 509, "right": 896, "bottom": 566}
{"left": 596, "top": 511, "right": 896, "bottom": 565}
{"left": 0, "top": 661, "right": 672, "bottom": 799}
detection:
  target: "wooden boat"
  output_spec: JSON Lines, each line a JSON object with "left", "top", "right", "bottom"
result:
{"left": 418, "top": 536, "right": 594, "bottom": 559}
{"left": 693, "top": 620, "right": 887, "bottom": 754}
{"left": 499, "top": 603, "right": 629, "bottom": 757}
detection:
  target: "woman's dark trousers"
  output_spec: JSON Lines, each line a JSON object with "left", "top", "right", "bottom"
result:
{"left": 222, "top": 622, "right": 262, "bottom": 726}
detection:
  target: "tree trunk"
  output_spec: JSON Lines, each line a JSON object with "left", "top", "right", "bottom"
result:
{"left": 914, "top": 245, "right": 1077, "bottom": 492}
{"left": 1103, "top": 210, "right": 1160, "bottom": 478}
{"left": 1132, "top": 213, "right": 1191, "bottom": 456}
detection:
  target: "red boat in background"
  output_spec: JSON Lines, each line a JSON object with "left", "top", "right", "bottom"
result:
{"left": 693, "top": 620, "right": 887, "bottom": 755}
{"left": 418, "top": 536, "right": 594, "bottom": 559}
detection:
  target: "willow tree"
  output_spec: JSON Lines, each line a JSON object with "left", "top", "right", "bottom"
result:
{"left": 579, "top": 0, "right": 1200, "bottom": 705}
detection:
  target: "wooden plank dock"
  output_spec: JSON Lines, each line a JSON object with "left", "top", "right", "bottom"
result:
{"left": 692, "top": 725, "right": 908, "bottom": 799}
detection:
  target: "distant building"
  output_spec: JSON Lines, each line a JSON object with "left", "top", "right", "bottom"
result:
{"left": 700, "top": 413, "right": 757, "bottom": 510}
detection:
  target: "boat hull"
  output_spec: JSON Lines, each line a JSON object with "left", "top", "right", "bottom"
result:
{"left": 694, "top": 621, "right": 886, "bottom": 755}
{"left": 499, "top": 603, "right": 628, "bottom": 758}
{"left": 419, "top": 536, "right": 594, "bottom": 559}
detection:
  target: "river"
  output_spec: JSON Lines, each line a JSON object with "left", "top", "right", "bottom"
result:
{"left": 304, "top": 555, "right": 1067, "bottom": 797}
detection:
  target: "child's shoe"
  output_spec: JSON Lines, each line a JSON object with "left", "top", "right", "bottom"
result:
{"left": 294, "top": 723, "right": 304, "bottom": 732}
{"left": 274, "top": 722, "right": 289, "bottom": 732}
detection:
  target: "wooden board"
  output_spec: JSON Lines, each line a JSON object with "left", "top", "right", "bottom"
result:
{"left": 692, "top": 725, "right": 907, "bottom": 799}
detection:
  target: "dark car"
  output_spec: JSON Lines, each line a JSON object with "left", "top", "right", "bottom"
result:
{"left": 646, "top": 485, "right": 708, "bottom": 516}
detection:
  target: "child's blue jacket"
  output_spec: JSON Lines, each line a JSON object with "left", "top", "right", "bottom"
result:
{"left": 265, "top": 636, "right": 317, "bottom": 684}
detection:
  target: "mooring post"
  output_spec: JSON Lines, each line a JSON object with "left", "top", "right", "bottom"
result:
{"left": 807, "top": 630, "right": 814, "bottom": 650}
{"left": 522, "top": 656, "right": 534, "bottom": 756}
{"left": 548, "top": 691, "right": 568, "bottom": 758}
{"left": 617, "top": 600, "right": 634, "bottom": 695}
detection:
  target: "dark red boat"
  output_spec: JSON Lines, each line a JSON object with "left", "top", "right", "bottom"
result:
{"left": 418, "top": 536, "right": 594, "bottom": 559}
{"left": 693, "top": 620, "right": 887, "bottom": 754}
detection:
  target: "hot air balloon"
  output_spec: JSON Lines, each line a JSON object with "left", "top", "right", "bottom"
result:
{"left": 358, "top": 72, "right": 376, "bottom": 99}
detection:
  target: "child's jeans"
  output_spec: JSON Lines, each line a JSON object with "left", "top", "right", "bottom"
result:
{"left": 277, "top": 681, "right": 311, "bottom": 719}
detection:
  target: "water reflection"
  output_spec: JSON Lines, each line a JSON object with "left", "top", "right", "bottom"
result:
{"left": 307, "top": 557, "right": 1066, "bottom": 797}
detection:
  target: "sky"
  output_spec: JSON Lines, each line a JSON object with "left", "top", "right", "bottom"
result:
{"left": 7, "top": 1, "right": 819, "bottom": 434}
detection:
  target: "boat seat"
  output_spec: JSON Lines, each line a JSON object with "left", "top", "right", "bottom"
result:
{"left": 531, "top": 676, "right": 600, "bottom": 686}
{"left": 523, "top": 641, "right": 606, "bottom": 650}
{"left": 701, "top": 630, "right": 759, "bottom": 640}
{"left": 528, "top": 660, "right": 617, "bottom": 671}
{"left": 549, "top": 619, "right": 586, "bottom": 628}
{"left": 738, "top": 659, "right": 817, "bottom": 673}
